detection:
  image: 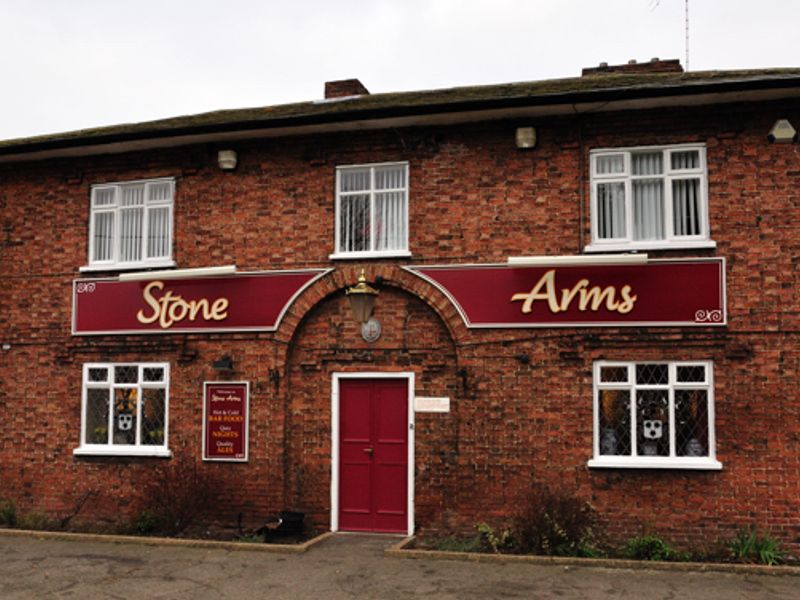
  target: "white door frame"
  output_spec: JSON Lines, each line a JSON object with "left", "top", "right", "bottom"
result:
{"left": 331, "top": 371, "right": 415, "bottom": 536}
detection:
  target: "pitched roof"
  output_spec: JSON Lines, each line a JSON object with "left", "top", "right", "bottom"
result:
{"left": 2, "top": 68, "right": 799, "bottom": 159}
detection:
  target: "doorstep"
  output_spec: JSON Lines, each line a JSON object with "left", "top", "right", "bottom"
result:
{"left": 384, "top": 537, "right": 800, "bottom": 576}
{"left": 0, "top": 527, "right": 334, "bottom": 553}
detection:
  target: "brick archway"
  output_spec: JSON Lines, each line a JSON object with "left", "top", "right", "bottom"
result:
{"left": 277, "top": 265, "right": 463, "bottom": 532}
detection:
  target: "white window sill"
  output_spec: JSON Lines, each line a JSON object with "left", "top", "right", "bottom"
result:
{"left": 584, "top": 240, "right": 716, "bottom": 253}
{"left": 73, "top": 446, "right": 172, "bottom": 458}
{"left": 79, "top": 260, "right": 177, "bottom": 273}
{"left": 329, "top": 251, "right": 412, "bottom": 260}
{"left": 588, "top": 457, "right": 722, "bottom": 470}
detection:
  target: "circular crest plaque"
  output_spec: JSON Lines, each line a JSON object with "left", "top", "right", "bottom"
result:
{"left": 361, "top": 317, "right": 382, "bottom": 343}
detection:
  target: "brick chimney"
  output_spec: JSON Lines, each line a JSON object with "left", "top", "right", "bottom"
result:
{"left": 582, "top": 58, "right": 683, "bottom": 76}
{"left": 324, "top": 79, "right": 370, "bottom": 99}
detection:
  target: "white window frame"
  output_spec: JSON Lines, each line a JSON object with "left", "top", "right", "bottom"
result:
{"left": 74, "top": 362, "right": 171, "bottom": 457}
{"left": 589, "top": 360, "right": 721, "bottom": 470}
{"left": 83, "top": 177, "right": 176, "bottom": 272}
{"left": 330, "top": 161, "right": 411, "bottom": 259}
{"left": 586, "top": 144, "right": 715, "bottom": 252}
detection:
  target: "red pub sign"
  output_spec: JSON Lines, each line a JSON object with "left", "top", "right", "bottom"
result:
{"left": 405, "top": 258, "right": 726, "bottom": 328}
{"left": 203, "top": 382, "right": 249, "bottom": 462}
{"left": 72, "top": 269, "right": 330, "bottom": 335}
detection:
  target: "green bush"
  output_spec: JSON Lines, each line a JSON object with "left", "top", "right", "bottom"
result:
{"left": 476, "top": 523, "right": 514, "bottom": 553}
{"left": 0, "top": 498, "right": 17, "bottom": 527}
{"left": 17, "top": 512, "right": 50, "bottom": 531}
{"left": 728, "top": 528, "right": 785, "bottom": 566}
{"left": 133, "top": 510, "right": 163, "bottom": 535}
{"left": 511, "top": 485, "right": 600, "bottom": 557}
{"left": 623, "top": 535, "right": 687, "bottom": 561}
{"left": 432, "top": 535, "right": 485, "bottom": 553}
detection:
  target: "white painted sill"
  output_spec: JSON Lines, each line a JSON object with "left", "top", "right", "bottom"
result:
{"left": 588, "top": 457, "right": 722, "bottom": 470}
{"left": 79, "top": 260, "right": 177, "bottom": 273}
{"left": 73, "top": 446, "right": 172, "bottom": 458}
{"left": 329, "top": 251, "right": 412, "bottom": 260}
{"left": 584, "top": 240, "right": 717, "bottom": 253}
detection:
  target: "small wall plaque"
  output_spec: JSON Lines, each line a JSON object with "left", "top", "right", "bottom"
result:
{"left": 414, "top": 396, "right": 450, "bottom": 413}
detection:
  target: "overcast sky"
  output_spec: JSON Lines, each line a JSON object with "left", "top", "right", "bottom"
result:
{"left": 1, "top": 0, "right": 799, "bottom": 141}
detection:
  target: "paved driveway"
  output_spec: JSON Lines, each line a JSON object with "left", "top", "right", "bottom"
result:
{"left": 1, "top": 533, "right": 797, "bottom": 599}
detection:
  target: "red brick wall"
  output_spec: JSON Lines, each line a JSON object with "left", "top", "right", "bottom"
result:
{"left": 1, "top": 99, "right": 799, "bottom": 549}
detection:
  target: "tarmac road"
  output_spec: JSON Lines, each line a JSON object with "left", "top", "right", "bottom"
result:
{"left": 1, "top": 533, "right": 797, "bottom": 599}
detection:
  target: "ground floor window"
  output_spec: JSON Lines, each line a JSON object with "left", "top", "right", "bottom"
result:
{"left": 74, "top": 363, "right": 170, "bottom": 457}
{"left": 589, "top": 360, "right": 721, "bottom": 469}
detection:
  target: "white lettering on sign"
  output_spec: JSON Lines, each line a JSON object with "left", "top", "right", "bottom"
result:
{"left": 414, "top": 397, "right": 450, "bottom": 413}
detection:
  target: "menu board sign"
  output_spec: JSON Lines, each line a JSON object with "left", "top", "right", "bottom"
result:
{"left": 202, "top": 382, "right": 249, "bottom": 462}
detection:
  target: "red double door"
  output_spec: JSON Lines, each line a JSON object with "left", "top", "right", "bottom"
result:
{"left": 338, "top": 378, "right": 409, "bottom": 533}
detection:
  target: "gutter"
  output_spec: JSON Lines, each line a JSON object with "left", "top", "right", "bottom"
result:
{"left": 1, "top": 75, "right": 799, "bottom": 162}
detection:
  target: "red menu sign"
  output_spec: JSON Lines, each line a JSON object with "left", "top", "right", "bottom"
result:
{"left": 72, "top": 269, "right": 331, "bottom": 335}
{"left": 405, "top": 258, "right": 725, "bottom": 328}
{"left": 203, "top": 382, "right": 249, "bottom": 462}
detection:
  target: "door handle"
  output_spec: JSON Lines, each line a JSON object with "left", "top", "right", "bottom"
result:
{"left": 363, "top": 447, "right": 374, "bottom": 456}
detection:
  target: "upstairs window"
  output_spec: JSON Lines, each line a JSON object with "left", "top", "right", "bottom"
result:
{"left": 333, "top": 162, "right": 409, "bottom": 258}
{"left": 88, "top": 178, "right": 174, "bottom": 269}
{"left": 588, "top": 145, "right": 713, "bottom": 251}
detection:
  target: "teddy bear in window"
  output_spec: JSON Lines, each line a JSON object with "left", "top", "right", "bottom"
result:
{"left": 114, "top": 388, "right": 137, "bottom": 444}
{"left": 637, "top": 392, "right": 667, "bottom": 456}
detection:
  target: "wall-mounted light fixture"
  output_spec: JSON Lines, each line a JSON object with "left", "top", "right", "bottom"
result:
{"left": 218, "top": 149, "right": 238, "bottom": 170}
{"left": 515, "top": 126, "right": 537, "bottom": 149}
{"left": 212, "top": 355, "right": 234, "bottom": 372}
{"left": 346, "top": 269, "right": 379, "bottom": 324}
{"left": 768, "top": 119, "right": 797, "bottom": 143}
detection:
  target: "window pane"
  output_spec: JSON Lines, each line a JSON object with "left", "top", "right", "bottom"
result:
{"left": 671, "top": 150, "right": 700, "bottom": 170}
{"left": 339, "top": 169, "right": 370, "bottom": 192}
{"left": 596, "top": 182, "right": 626, "bottom": 239}
{"left": 673, "top": 179, "right": 701, "bottom": 236}
{"left": 636, "top": 364, "right": 668, "bottom": 385}
{"left": 600, "top": 366, "right": 628, "bottom": 383}
{"left": 632, "top": 179, "right": 665, "bottom": 240}
{"left": 92, "top": 212, "right": 115, "bottom": 262}
{"left": 119, "top": 207, "right": 144, "bottom": 262}
{"left": 143, "top": 367, "right": 164, "bottom": 382}
{"left": 677, "top": 365, "right": 706, "bottom": 383}
{"left": 675, "top": 390, "right": 709, "bottom": 457}
{"left": 147, "top": 206, "right": 171, "bottom": 258}
{"left": 375, "top": 166, "right": 406, "bottom": 190}
{"left": 147, "top": 181, "right": 172, "bottom": 202}
{"left": 87, "top": 367, "right": 108, "bottom": 382}
{"left": 598, "top": 389, "right": 631, "bottom": 456}
{"left": 141, "top": 388, "right": 166, "bottom": 446}
{"left": 114, "top": 366, "right": 138, "bottom": 384}
{"left": 595, "top": 154, "right": 624, "bottom": 175}
{"left": 340, "top": 194, "right": 370, "bottom": 252}
{"left": 636, "top": 389, "right": 669, "bottom": 456}
{"left": 86, "top": 388, "right": 110, "bottom": 444}
{"left": 374, "top": 191, "right": 406, "bottom": 251}
{"left": 93, "top": 187, "right": 116, "bottom": 207}
{"left": 113, "top": 388, "right": 138, "bottom": 445}
{"left": 632, "top": 152, "right": 663, "bottom": 175}
{"left": 121, "top": 184, "right": 145, "bottom": 206}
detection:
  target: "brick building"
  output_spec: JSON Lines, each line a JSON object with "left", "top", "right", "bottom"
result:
{"left": 1, "top": 59, "right": 799, "bottom": 549}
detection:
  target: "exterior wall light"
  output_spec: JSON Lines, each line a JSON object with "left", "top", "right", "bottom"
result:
{"left": 218, "top": 149, "right": 238, "bottom": 170}
{"left": 768, "top": 119, "right": 797, "bottom": 143}
{"left": 346, "top": 269, "right": 379, "bottom": 324}
{"left": 212, "top": 355, "right": 234, "bottom": 371}
{"left": 515, "top": 126, "right": 537, "bottom": 149}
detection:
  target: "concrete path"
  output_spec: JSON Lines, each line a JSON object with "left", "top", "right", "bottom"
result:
{"left": 1, "top": 533, "right": 798, "bottom": 599}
